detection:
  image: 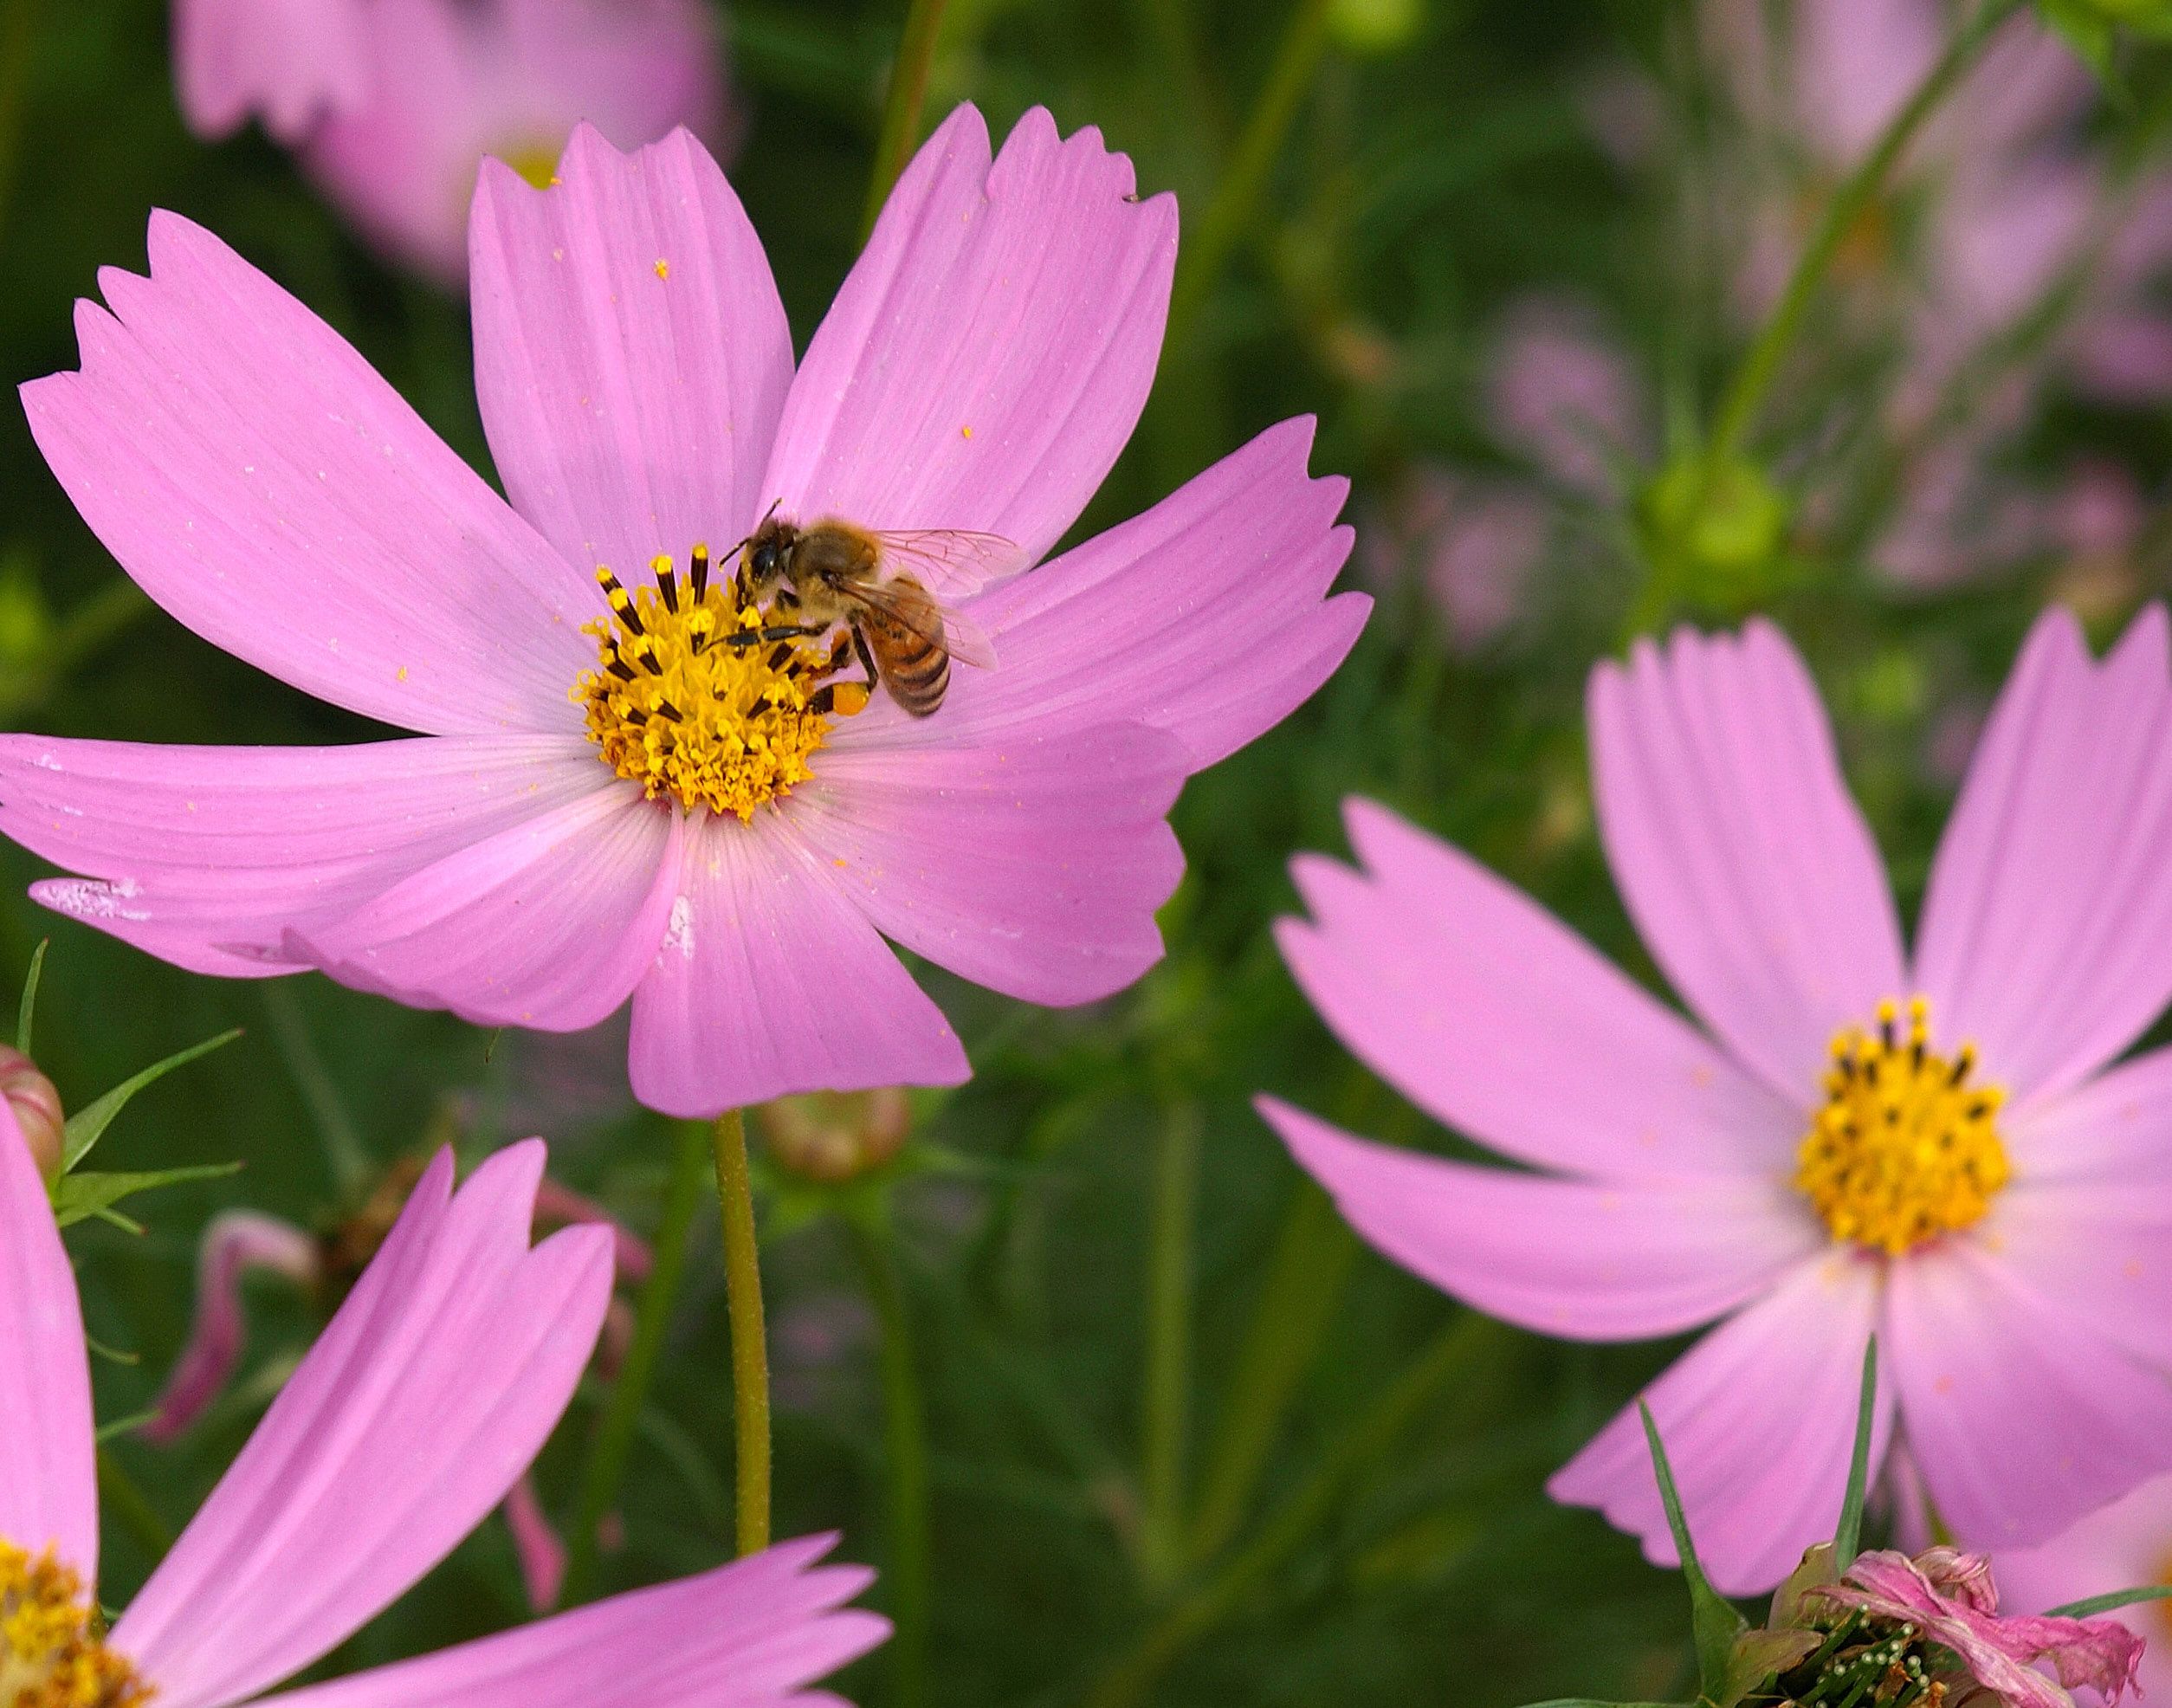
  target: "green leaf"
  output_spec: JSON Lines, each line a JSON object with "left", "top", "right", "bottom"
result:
{"left": 1714, "top": 1628, "right": 1823, "bottom": 1708}
{"left": 16, "top": 938, "right": 47, "bottom": 1055}
{"left": 1833, "top": 1336, "right": 1878, "bottom": 1571}
{"left": 2045, "top": 1585, "right": 2172, "bottom": 1618}
{"left": 51, "top": 1160, "right": 243, "bottom": 1229}
{"left": 62, "top": 1027, "right": 242, "bottom": 1171}
{"left": 1639, "top": 1401, "right": 1748, "bottom": 1705}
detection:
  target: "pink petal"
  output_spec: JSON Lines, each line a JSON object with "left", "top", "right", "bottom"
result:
{"left": 1589, "top": 621, "right": 1906, "bottom": 1105}
{"left": 470, "top": 123, "right": 788, "bottom": 578}
{"left": 302, "top": 0, "right": 728, "bottom": 288}
{"left": 627, "top": 815, "right": 967, "bottom": 1116}
{"left": 144, "top": 1212, "right": 322, "bottom": 1444}
{"left": 908, "top": 417, "right": 1367, "bottom": 770}
{"left": 2004, "top": 1044, "right": 2172, "bottom": 1182}
{"left": 1886, "top": 1235, "right": 2172, "bottom": 1549}
{"left": 1549, "top": 1253, "right": 1891, "bottom": 1596}
{"left": 501, "top": 1475, "right": 566, "bottom": 1614}
{"left": 172, "top": 0, "right": 371, "bottom": 143}
{"left": 1916, "top": 605, "right": 2172, "bottom": 1106}
{"left": 1981, "top": 1173, "right": 2172, "bottom": 1372}
{"left": 0, "top": 734, "right": 612, "bottom": 978}
{"left": 253, "top": 1535, "right": 886, "bottom": 1708}
{"left": 1997, "top": 1474, "right": 2172, "bottom": 1699}
{"left": 1277, "top": 797, "right": 1803, "bottom": 1181}
{"left": 0, "top": 1097, "right": 97, "bottom": 1582}
{"left": 116, "top": 1142, "right": 614, "bottom": 1708}
{"left": 762, "top": 105, "right": 1175, "bottom": 566}
{"left": 531, "top": 1178, "right": 654, "bottom": 1283}
{"left": 786, "top": 722, "right": 1185, "bottom": 1006}
{"left": 1264, "top": 1099, "right": 1820, "bottom": 1339}
{"left": 294, "top": 785, "right": 682, "bottom": 1031}
{"left": 21, "top": 211, "right": 596, "bottom": 736}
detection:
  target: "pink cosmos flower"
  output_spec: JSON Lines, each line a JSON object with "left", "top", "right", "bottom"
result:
{"left": 0, "top": 1113, "right": 887, "bottom": 1708}
{"left": 1263, "top": 605, "right": 2172, "bottom": 1595}
{"left": 1998, "top": 1478, "right": 2172, "bottom": 1700}
{"left": 3, "top": 108, "right": 1363, "bottom": 1118}
{"left": 176, "top": 0, "right": 727, "bottom": 288}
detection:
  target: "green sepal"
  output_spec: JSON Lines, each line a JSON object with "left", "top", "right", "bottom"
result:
{"left": 16, "top": 939, "right": 48, "bottom": 1054}
{"left": 61, "top": 1026, "right": 242, "bottom": 1171}
{"left": 2045, "top": 1584, "right": 2172, "bottom": 1618}
{"left": 1714, "top": 1628, "right": 1824, "bottom": 1708}
{"left": 1833, "top": 1336, "right": 1878, "bottom": 1571}
{"left": 1639, "top": 1402, "right": 1749, "bottom": 1706}
{"left": 50, "top": 1160, "right": 244, "bottom": 1229}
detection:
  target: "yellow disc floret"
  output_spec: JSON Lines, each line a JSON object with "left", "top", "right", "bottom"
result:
{"left": 0, "top": 1541, "right": 148, "bottom": 1708}
{"left": 1794, "top": 997, "right": 2010, "bottom": 1257}
{"left": 574, "top": 546, "right": 865, "bottom": 823}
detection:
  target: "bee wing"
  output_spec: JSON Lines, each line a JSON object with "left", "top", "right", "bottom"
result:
{"left": 869, "top": 529, "right": 1027, "bottom": 600}
{"left": 849, "top": 575, "right": 1000, "bottom": 671}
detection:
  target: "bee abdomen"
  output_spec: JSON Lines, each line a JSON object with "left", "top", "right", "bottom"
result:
{"left": 881, "top": 632, "right": 951, "bottom": 716}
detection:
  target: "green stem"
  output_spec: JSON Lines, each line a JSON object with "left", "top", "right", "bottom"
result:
{"left": 96, "top": 1447, "right": 173, "bottom": 1564}
{"left": 860, "top": 0, "right": 948, "bottom": 240}
{"left": 1089, "top": 1315, "right": 1499, "bottom": 1708}
{"left": 1183, "top": 1183, "right": 1356, "bottom": 1567}
{"left": 559, "top": 1116, "right": 708, "bottom": 1605}
{"left": 1166, "top": 0, "right": 1334, "bottom": 341}
{"left": 1702, "top": 0, "right": 2027, "bottom": 471}
{"left": 261, "top": 983, "right": 372, "bottom": 1201}
{"left": 848, "top": 1215, "right": 931, "bottom": 1708}
{"left": 711, "top": 1108, "right": 772, "bottom": 1555}
{"left": 1137, "top": 1102, "right": 1200, "bottom": 1590}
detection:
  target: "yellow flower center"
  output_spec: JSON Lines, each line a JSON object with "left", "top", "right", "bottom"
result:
{"left": 502, "top": 145, "right": 564, "bottom": 191}
{"left": 0, "top": 1541, "right": 148, "bottom": 1708}
{"left": 572, "top": 545, "right": 868, "bottom": 823}
{"left": 1794, "top": 997, "right": 2011, "bottom": 1257}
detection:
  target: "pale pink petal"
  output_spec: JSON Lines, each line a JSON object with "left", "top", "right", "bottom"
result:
{"left": 784, "top": 723, "right": 1184, "bottom": 1006}
{"left": 255, "top": 1535, "right": 886, "bottom": 1708}
{"left": 21, "top": 211, "right": 596, "bottom": 735}
{"left": 501, "top": 1476, "right": 566, "bottom": 1614}
{"left": 762, "top": 105, "right": 1175, "bottom": 566}
{"left": 1589, "top": 621, "right": 1906, "bottom": 1104}
{"left": 1264, "top": 1100, "right": 1820, "bottom": 1339}
{"left": 0, "top": 1098, "right": 97, "bottom": 1581}
{"left": 1916, "top": 605, "right": 2172, "bottom": 1105}
{"left": 302, "top": 0, "right": 728, "bottom": 288}
{"left": 294, "top": 785, "right": 682, "bottom": 1031}
{"left": 1277, "top": 797, "right": 1802, "bottom": 1180}
{"left": 1886, "top": 1235, "right": 2172, "bottom": 1549}
{"left": 0, "top": 734, "right": 611, "bottom": 978}
{"left": 895, "top": 417, "right": 1367, "bottom": 769}
{"left": 1791, "top": 0, "right": 1939, "bottom": 163}
{"left": 117, "top": 1143, "right": 615, "bottom": 1708}
{"left": 628, "top": 816, "right": 967, "bottom": 1117}
{"left": 1980, "top": 1172, "right": 2172, "bottom": 1372}
{"left": 144, "top": 1212, "right": 322, "bottom": 1445}
{"left": 470, "top": 124, "right": 789, "bottom": 577}
{"left": 1549, "top": 1253, "right": 1890, "bottom": 1597}
{"left": 173, "top": 0, "right": 371, "bottom": 143}
{"left": 1998, "top": 1474, "right": 2172, "bottom": 1699}
{"left": 2004, "top": 1044, "right": 2172, "bottom": 1182}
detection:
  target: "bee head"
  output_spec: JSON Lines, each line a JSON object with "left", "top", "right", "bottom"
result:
{"left": 744, "top": 518, "right": 795, "bottom": 588}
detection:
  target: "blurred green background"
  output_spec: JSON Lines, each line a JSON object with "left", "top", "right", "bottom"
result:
{"left": 9, "top": 0, "right": 2172, "bottom": 1703}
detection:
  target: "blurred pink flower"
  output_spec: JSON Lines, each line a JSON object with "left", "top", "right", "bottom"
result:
{"left": 1485, "top": 297, "right": 1647, "bottom": 496}
{"left": 1264, "top": 606, "right": 2172, "bottom": 1593}
{"left": 2001, "top": 1478, "right": 2172, "bottom": 1700}
{"left": 3, "top": 109, "right": 1363, "bottom": 1117}
{"left": 0, "top": 1119, "right": 887, "bottom": 1705}
{"left": 1361, "top": 469, "right": 1545, "bottom": 652}
{"left": 176, "top": 0, "right": 729, "bottom": 288}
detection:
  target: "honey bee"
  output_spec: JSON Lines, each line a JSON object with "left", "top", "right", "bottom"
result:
{"left": 732, "top": 514, "right": 1014, "bottom": 717}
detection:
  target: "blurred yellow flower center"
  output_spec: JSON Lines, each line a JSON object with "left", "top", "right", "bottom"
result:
{"left": 1794, "top": 998, "right": 2010, "bottom": 1257}
{"left": 573, "top": 547, "right": 866, "bottom": 823}
{"left": 503, "top": 146, "right": 563, "bottom": 191}
{"left": 0, "top": 1541, "right": 148, "bottom": 1708}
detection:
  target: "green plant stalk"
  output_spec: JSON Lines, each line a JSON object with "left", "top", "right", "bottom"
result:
{"left": 1167, "top": 0, "right": 1334, "bottom": 341}
{"left": 96, "top": 1447, "right": 173, "bottom": 1563}
{"left": 849, "top": 1214, "right": 932, "bottom": 1708}
{"left": 860, "top": 0, "right": 948, "bottom": 241}
{"left": 262, "top": 982, "right": 372, "bottom": 1200}
{"left": 712, "top": 1107, "right": 772, "bottom": 1555}
{"left": 1702, "top": 0, "right": 2027, "bottom": 472}
{"left": 1090, "top": 1315, "right": 1500, "bottom": 1708}
{"left": 559, "top": 1115, "right": 710, "bottom": 1606}
{"left": 1138, "top": 1102, "right": 1201, "bottom": 1590}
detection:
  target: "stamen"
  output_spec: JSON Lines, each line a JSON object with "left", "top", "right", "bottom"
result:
{"left": 0, "top": 1540, "right": 149, "bottom": 1708}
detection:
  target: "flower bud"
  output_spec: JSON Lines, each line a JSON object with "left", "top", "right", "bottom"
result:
{"left": 0, "top": 1046, "right": 64, "bottom": 1181}
{"left": 756, "top": 1089, "right": 913, "bottom": 1185}
{"left": 1636, "top": 452, "right": 1790, "bottom": 612}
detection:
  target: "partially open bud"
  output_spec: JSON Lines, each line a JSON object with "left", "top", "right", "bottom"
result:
{"left": 0, "top": 1045, "right": 65, "bottom": 1181}
{"left": 756, "top": 1089, "right": 913, "bottom": 1185}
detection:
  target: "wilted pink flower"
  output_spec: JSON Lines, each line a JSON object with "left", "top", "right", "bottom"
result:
{"left": 176, "top": 0, "right": 728, "bottom": 288}
{"left": 0, "top": 1116, "right": 887, "bottom": 1705}
{"left": 2000, "top": 1478, "right": 2172, "bottom": 1699}
{"left": 1816, "top": 1549, "right": 2144, "bottom": 1708}
{"left": 3, "top": 109, "right": 1363, "bottom": 1117}
{"left": 1264, "top": 606, "right": 2172, "bottom": 1594}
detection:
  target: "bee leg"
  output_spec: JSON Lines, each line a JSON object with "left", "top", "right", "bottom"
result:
{"left": 851, "top": 623, "right": 882, "bottom": 688}
{"left": 819, "top": 631, "right": 856, "bottom": 678}
{"left": 721, "top": 622, "right": 825, "bottom": 650}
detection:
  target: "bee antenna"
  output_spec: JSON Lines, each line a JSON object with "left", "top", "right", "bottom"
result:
{"left": 717, "top": 500, "right": 786, "bottom": 568}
